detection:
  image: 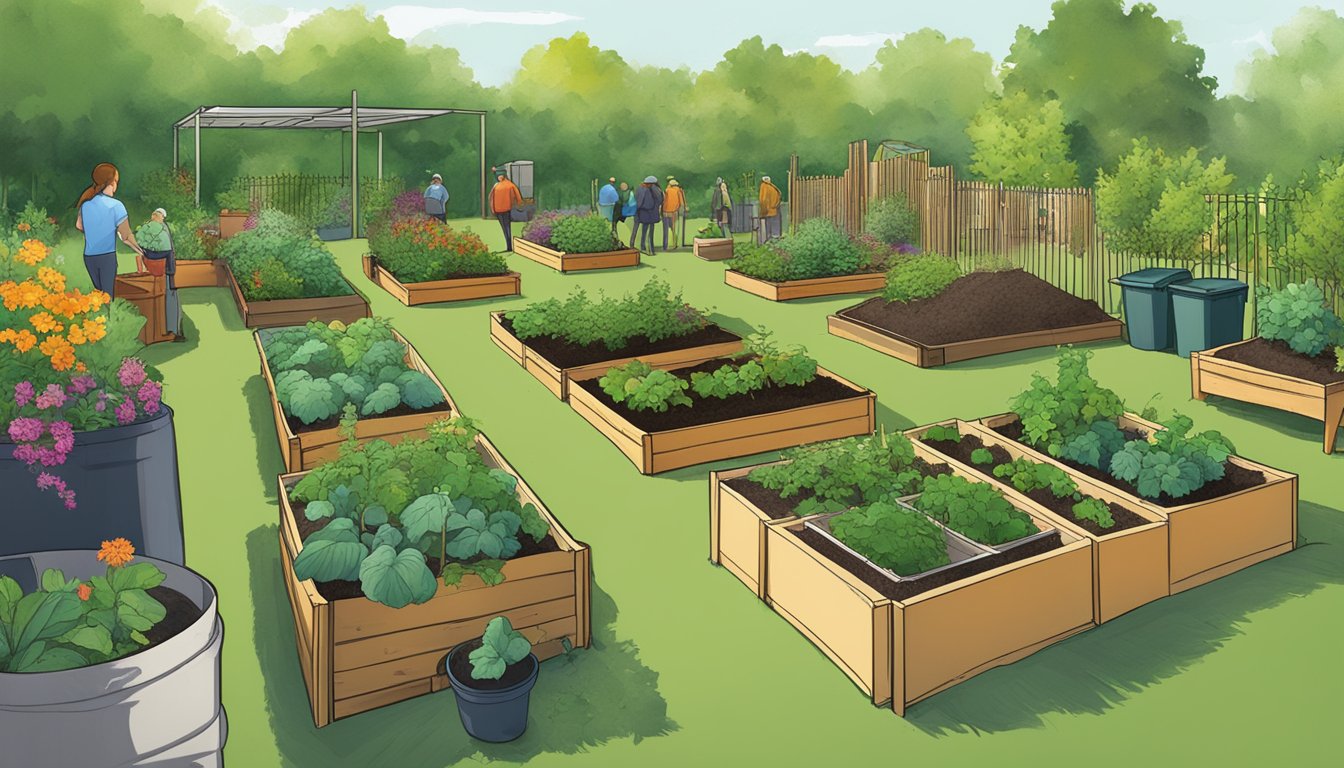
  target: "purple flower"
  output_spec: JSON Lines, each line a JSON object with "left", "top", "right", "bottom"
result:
{"left": 14, "top": 381, "right": 34, "bottom": 408}
{"left": 95, "top": 400, "right": 107, "bottom": 412}
{"left": 7, "top": 417, "right": 44, "bottom": 443}
{"left": 114, "top": 398, "right": 137, "bottom": 426}
{"left": 48, "top": 421, "right": 74, "bottom": 454}
{"left": 68, "top": 375, "right": 97, "bottom": 395}
{"left": 117, "top": 358, "right": 147, "bottom": 388}
{"left": 36, "top": 472, "right": 59, "bottom": 490}
{"left": 136, "top": 380, "right": 163, "bottom": 406}
{"left": 35, "top": 383, "right": 67, "bottom": 410}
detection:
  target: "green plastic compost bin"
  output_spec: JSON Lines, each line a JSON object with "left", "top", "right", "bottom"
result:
{"left": 1112, "top": 268, "right": 1192, "bottom": 351}
{"left": 1168, "top": 278, "right": 1248, "bottom": 358}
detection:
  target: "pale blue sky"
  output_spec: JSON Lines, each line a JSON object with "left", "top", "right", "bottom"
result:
{"left": 199, "top": 0, "right": 1340, "bottom": 93}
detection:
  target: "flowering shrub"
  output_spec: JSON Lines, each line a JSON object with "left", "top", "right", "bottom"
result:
{"left": 318, "top": 188, "right": 352, "bottom": 229}
{"left": 0, "top": 233, "right": 162, "bottom": 509}
{"left": 219, "top": 209, "right": 349, "bottom": 301}
{"left": 368, "top": 217, "right": 507, "bottom": 283}
{"left": 1, "top": 202, "right": 60, "bottom": 251}
{"left": 519, "top": 208, "right": 594, "bottom": 250}
{"left": 728, "top": 219, "right": 864, "bottom": 281}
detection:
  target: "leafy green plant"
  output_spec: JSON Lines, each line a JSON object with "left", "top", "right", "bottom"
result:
{"left": 688, "top": 333, "right": 817, "bottom": 399}
{"left": 1108, "top": 413, "right": 1234, "bottom": 499}
{"left": 749, "top": 429, "right": 926, "bottom": 516}
{"left": 993, "top": 457, "right": 1079, "bottom": 497}
{"left": 1337, "top": 346, "right": 1343, "bottom": 373}
{"left": 727, "top": 241, "right": 791, "bottom": 282}
{"left": 599, "top": 360, "right": 692, "bottom": 412}
{"left": 1009, "top": 347, "right": 1127, "bottom": 456}
{"left": 921, "top": 424, "right": 961, "bottom": 443}
{"left": 1072, "top": 497, "right": 1115, "bottom": 529}
{"left": 830, "top": 500, "right": 950, "bottom": 576}
{"left": 864, "top": 194, "right": 920, "bottom": 246}
{"left": 1058, "top": 419, "right": 1127, "bottom": 470}
{"left": 219, "top": 209, "right": 348, "bottom": 301}
{"left": 729, "top": 219, "right": 863, "bottom": 281}
{"left": 506, "top": 277, "right": 708, "bottom": 351}
{"left": 468, "top": 616, "right": 532, "bottom": 680}
{"left": 551, "top": 214, "right": 620, "bottom": 253}
{"left": 969, "top": 447, "right": 995, "bottom": 465}
{"left": 883, "top": 253, "right": 962, "bottom": 303}
{"left": 367, "top": 216, "right": 507, "bottom": 283}
{"left": 695, "top": 222, "right": 725, "bottom": 239}
{"left": 915, "top": 473, "right": 1036, "bottom": 546}
{"left": 1254, "top": 282, "right": 1344, "bottom": 356}
{"left": 215, "top": 179, "right": 252, "bottom": 212}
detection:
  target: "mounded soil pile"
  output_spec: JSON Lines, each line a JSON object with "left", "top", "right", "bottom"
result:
{"left": 838, "top": 270, "right": 1115, "bottom": 346}
{"left": 1213, "top": 337, "right": 1344, "bottom": 385}
{"left": 499, "top": 316, "right": 741, "bottom": 369}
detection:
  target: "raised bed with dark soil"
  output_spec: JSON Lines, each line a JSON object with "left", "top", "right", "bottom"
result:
{"left": 286, "top": 401, "right": 453, "bottom": 436}
{"left": 497, "top": 315, "right": 740, "bottom": 369}
{"left": 991, "top": 420, "right": 1267, "bottom": 508}
{"left": 722, "top": 458, "right": 951, "bottom": 521}
{"left": 1213, "top": 337, "right": 1342, "bottom": 385}
{"left": 830, "top": 270, "right": 1122, "bottom": 367}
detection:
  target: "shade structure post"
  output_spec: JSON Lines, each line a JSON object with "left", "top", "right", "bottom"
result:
{"left": 377, "top": 131, "right": 383, "bottom": 181}
{"left": 193, "top": 111, "right": 201, "bottom": 206}
{"left": 351, "top": 90, "right": 359, "bottom": 237}
{"left": 172, "top": 126, "right": 179, "bottom": 169}
{"left": 479, "top": 112, "right": 487, "bottom": 219}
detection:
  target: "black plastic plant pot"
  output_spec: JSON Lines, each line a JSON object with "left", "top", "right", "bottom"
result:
{"left": 446, "top": 644, "right": 539, "bottom": 743}
{"left": 0, "top": 405, "right": 185, "bottom": 564}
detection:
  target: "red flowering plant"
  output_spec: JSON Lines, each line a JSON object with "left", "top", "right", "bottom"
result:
{"left": 367, "top": 216, "right": 509, "bottom": 284}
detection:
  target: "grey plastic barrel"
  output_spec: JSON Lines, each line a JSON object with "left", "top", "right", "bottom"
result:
{"left": 0, "top": 405, "right": 184, "bottom": 563}
{"left": 0, "top": 550, "right": 226, "bottom": 768}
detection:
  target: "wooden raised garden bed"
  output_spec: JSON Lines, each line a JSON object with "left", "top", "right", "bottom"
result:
{"left": 113, "top": 273, "right": 175, "bottom": 345}
{"left": 764, "top": 492, "right": 1093, "bottom": 714}
{"left": 1191, "top": 337, "right": 1344, "bottom": 454}
{"left": 489, "top": 311, "right": 744, "bottom": 401}
{"left": 569, "top": 360, "right": 876, "bottom": 474}
{"left": 218, "top": 210, "right": 248, "bottom": 239}
{"left": 724, "top": 269, "right": 886, "bottom": 302}
{"left": 361, "top": 254, "right": 520, "bottom": 306}
{"left": 226, "top": 263, "right": 371, "bottom": 329}
{"left": 828, "top": 270, "right": 1124, "bottom": 367}
{"left": 907, "top": 419, "right": 1170, "bottom": 624}
{"left": 278, "top": 433, "right": 591, "bottom": 727}
{"left": 513, "top": 237, "right": 640, "bottom": 273}
{"left": 977, "top": 411, "right": 1298, "bottom": 594}
{"left": 173, "top": 258, "right": 228, "bottom": 288}
{"left": 256, "top": 328, "right": 458, "bottom": 472}
{"left": 693, "top": 237, "right": 734, "bottom": 261}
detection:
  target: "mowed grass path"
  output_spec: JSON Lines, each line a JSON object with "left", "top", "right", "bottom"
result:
{"left": 77, "top": 218, "right": 1338, "bottom": 766}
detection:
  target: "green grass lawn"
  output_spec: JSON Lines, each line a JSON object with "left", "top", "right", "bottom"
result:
{"left": 89, "top": 217, "right": 1341, "bottom": 766}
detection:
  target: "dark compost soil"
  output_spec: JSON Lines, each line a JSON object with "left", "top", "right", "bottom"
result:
{"left": 110, "top": 586, "right": 205, "bottom": 660}
{"left": 292, "top": 502, "right": 561, "bottom": 601}
{"left": 920, "top": 432, "right": 1151, "bottom": 535}
{"left": 838, "top": 270, "right": 1115, "bottom": 346}
{"left": 287, "top": 400, "right": 453, "bottom": 436}
{"left": 1213, "top": 337, "right": 1344, "bottom": 385}
{"left": 574, "top": 359, "right": 865, "bottom": 432}
{"left": 448, "top": 638, "right": 535, "bottom": 690}
{"left": 723, "top": 458, "right": 952, "bottom": 521}
{"left": 992, "top": 419, "right": 1267, "bottom": 508}
{"left": 499, "top": 316, "right": 741, "bottom": 369}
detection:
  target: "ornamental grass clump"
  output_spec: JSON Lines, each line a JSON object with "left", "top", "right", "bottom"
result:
{"left": 1, "top": 221, "right": 165, "bottom": 509}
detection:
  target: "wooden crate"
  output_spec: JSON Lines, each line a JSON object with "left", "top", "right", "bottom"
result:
{"left": 693, "top": 238, "right": 734, "bottom": 261}
{"left": 828, "top": 310, "right": 1124, "bottom": 368}
{"left": 513, "top": 238, "right": 640, "bottom": 273}
{"left": 218, "top": 211, "right": 248, "bottom": 239}
{"left": 569, "top": 362, "right": 876, "bottom": 474}
{"left": 362, "top": 255, "right": 521, "bottom": 306}
{"left": 977, "top": 412, "right": 1298, "bottom": 594}
{"left": 256, "top": 328, "right": 459, "bottom": 472}
{"left": 113, "top": 273, "right": 175, "bottom": 345}
{"left": 489, "top": 311, "right": 744, "bottom": 401}
{"left": 1192, "top": 338, "right": 1344, "bottom": 454}
{"left": 173, "top": 259, "right": 228, "bottom": 288}
{"left": 908, "top": 419, "right": 1170, "bottom": 624}
{"left": 278, "top": 433, "right": 591, "bottom": 727}
{"left": 724, "top": 269, "right": 886, "bottom": 301}
{"left": 225, "top": 264, "right": 371, "bottom": 329}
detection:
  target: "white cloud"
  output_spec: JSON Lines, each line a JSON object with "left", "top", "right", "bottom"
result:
{"left": 213, "top": 6, "right": 317, "bottom": 50}
{"left": 1232, "top": 31, "right": 1274, "bottom": 52}
{"left": 814, "top": 32, "right": 903, "bottom": 48}
{"left": 379, "top": 6, "right": 581, "bottom": 39}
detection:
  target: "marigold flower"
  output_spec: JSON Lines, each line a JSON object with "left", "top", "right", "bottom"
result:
{"left": 30, "top": 311, "right": 61, "bottom": 333}
{"left": 37, "top": 267, "right": 65, "bottom": 292}
{"left": 39, "top": 335, "right": 75, "bottom": 370}
{"left": 12, "top": 329, "right": 37, "bottom": 353}
{"left": 17, "top": 222, "right": 31, "bottom": 232}
{"left": 15, "top": 239, "right": 49, "bottom": 266}
{"left": 81, "top": 318, "right": 107, "bottom": 343}
{"left": 67, "top": 323, "right": 87, "bottom": 345}
{"left": 97, "top": 538, "right": 135, "bottom": 567}
{"left": 77, "top": 583, "right": 93, "bottom": 601}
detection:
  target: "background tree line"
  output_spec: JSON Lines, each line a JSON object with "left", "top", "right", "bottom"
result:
{"left": 2, "top": 0, "right": 1342, "bottom": 222}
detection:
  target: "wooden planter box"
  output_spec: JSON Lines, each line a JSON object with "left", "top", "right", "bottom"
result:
{"left": 489, "top": 311, "right": 744, "bottom": 401}
{"left": 256, "top": 328, "right": 459, "bottom": 472}
{"left": 1192, "top": 338, "right": 1344, "bottom": 454}
{"left": 977, "top": 412, "right": 1298, "bottom": 594}
{"left": 278, "top": 433, "right": 591, "bottom": 727}
{"left": 173, "top": 259, "right": 228, "bottom": 288}
{"left": 693, "top": 238, "right": 734, "bottom": 261}
{"left": 764, "top": 501, "right": 1093, "bottom": 714}
{"left": 724, "top": 269, "right": 886, "bottom": 301}
{"left": 513, "top": 238, "right": 640, "bottom": 273}
{"left": 827, "top": 310, "right": 1124, "bottom": 368}
{"left": 113, "top": 273, "right": 175, "bottom": 345}
{"left": 361, "top": 254, "right": 520, "bottom": 306}
{"left": 225, "top": 263, "right": 371, "bottom": 329}
{"left": 218, "top": 210, "right": 248, "bottom": 240}
{"left": 907, "top": 419, "right": 1170, "bottom": 624}
{"left": 570, "top": 363, "right": 876, "bottom": 474}
{"left": 708, "top": 460, "right": 788, "bottom": 599}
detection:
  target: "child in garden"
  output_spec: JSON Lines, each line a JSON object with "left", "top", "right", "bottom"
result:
{"left": 135, "top": 207, "right": 183, "bottom": 341}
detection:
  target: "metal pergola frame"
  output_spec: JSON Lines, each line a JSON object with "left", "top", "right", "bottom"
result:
{"left": 172, "top": 90, "right": 489, "bottom": 227}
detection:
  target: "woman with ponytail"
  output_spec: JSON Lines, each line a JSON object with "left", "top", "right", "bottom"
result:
{"left": 74, "top": 162, "right": 145, "bottom": 298}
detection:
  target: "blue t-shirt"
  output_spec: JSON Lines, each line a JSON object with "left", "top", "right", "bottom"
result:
{"left": 81, "top": 195, "right": 127, "bottom": 256}
{"left": 597, "top": 184, "right": 619, "bottom": 206}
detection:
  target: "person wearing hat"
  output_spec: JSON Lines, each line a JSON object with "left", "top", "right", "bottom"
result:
{"left": 597, "top": 176, "right": 619, "bottom": 232}
{"left": 711, "top": 176, "right": 733, "bottom": 236}
{"left": 633, "top": 175, "right": 664, "bottom": 254}
{"left": 661, "top": 178, "right": 686, "bottom": 250}
{"left": 133, "top": 207, "right": 183, "bottom": 341}
{"left": 423, "top": 173, "right": 449, "bottom": 222}
{"left": 758, "top": 175, "right": 782, "bottom": 243}
{"left": 489, "top": 168, "right": 523, "bottom": 251}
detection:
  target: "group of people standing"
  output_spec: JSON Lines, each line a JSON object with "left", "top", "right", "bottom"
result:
{"left": 597, "top": 176, "right": 686, "bottom": 254}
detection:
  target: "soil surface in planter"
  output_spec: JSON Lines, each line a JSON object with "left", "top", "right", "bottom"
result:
{"left": 576, "top": 359, "right": 863, "bottom": 432}
{"left": 112, "top": 586, "right": 205, "bottom": 660}
{"left": 724, "top": 459, "right": 951, "bottom": 521}
{"left": 449, "top": 638, "right": 535, "bottom": 690}
{"left": 798, "top": 526, "right": 1064, "bottom": 601}
{"left": 285, "top": 401, "right": 453, "bottom": 435}
{"left": 1212, "top": 337, "right": 1344, "bottom": 385}
{"left": 499, "top": 316, "right": 740, "bottom": 369}
{"left": 293, "top": 502, "right": 562, "bottom": 601}
{"left": 992, "top": 420, "right": 1267, "bottom": 508}
{"left": 921, "top": 433, "right": 1150, "bottom": 535}
{"left": 838, "top": 270, "right": 1115, "bottom": 346}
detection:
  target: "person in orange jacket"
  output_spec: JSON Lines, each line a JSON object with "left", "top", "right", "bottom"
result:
{"left": 758, "top": 175, "right": 782, "bottom": 243}
{"left": 661, "top": 178, "right": 686, "bottom": 250}
{"left": 489, "top": 169, "right": 523, "bottom": 251}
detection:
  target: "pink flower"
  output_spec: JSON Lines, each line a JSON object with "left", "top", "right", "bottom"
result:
{"left": 94, "top": 400, "right": 107, "bottom": 412}
{"left": 117, "top": 358, "right": 148, "bottom": 388}
{"left": 35, "top": 383, "right": 67, "bottom": 410}
{"left": 136, "top": 380, "right": 163, "bottom": 406}
{"left": 7, "top": 417, "right": 44, "bottom": 443}
{"left": 68, "top": 375, "right": 97, "bottom": 395}
{"left": 14, "top": 381, "right": 34, "bottom": 408}
{"left": 48, "top": 421, "right": 74, "bottom": 454}
{"left": 114, "top": 398, "right": 137, "bottom": 425}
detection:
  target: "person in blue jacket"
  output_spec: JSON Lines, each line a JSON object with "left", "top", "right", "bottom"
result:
{"left": 74, "top": 162, "right": 145, "bottom": 299}
{"left": 597, "top": 177, "right": 619, "bottom": 232}
{"left": 423, "top": 173, "right": 449, "bottom": 222}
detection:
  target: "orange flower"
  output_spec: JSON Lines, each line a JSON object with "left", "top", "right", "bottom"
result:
{"left": 81, "top": 317, "right": 107, "bottom": 343}
{"left": 97, "top": 538, "right": 135, "bottom": 567}
{"left": 29, "top": 311, "right": 62, "bottom": 333}
{"left": 11, "top": 329, "right": 37, "bottom": 353}
{"left": 15, "top": 239, "right": 49, "bottom": 266}
{"left": 76, "top": 361, "right": 87, "bottom": 372}
{"left": 77, "top": 583, "right": 93, "bottom": 601}
{"left": 37, "top": 267, "right": 65, "bottom": 292}
{"left": 17, "top": 222, "right": 30, "bottom": 232}
{"left": 39, "top": 335, "right": 75, "bottom": 370}
{"left": 1, "top": 280, "right": 45, "bottom": 310}
{"left": 67, "top": 323, "right": 87, "bottom": 345}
